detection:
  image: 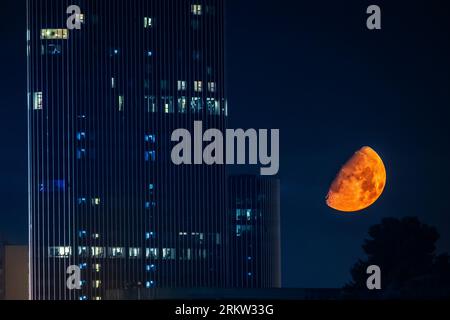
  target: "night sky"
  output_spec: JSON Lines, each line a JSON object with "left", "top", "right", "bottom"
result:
{"left": 1, "top": 0, "right": 450, "bottom": 288}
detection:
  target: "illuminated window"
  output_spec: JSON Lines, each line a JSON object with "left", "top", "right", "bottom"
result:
{"left": 145, "top": 231, "right": 155, "bottom": 240}
{"left": 145, "top": 151, "right": 156, "bottom": 162}
{"left": 79, "top": 262, "right": 88, "bottom": 270}
{"left": 76, "top": 14, "right": 85, "bottom": 24}
{"left": 206, "top": 98, "right": 220, "bottom": 115}
{"left": 162, "top": 96, "right": 173, "bottom": 113}
{"left": 79, "top": 296, "right": 88, "bottom": 301}
{"left": 177, "top": 80, "right": 187, "bottom": 91}
{"left": 118, "top": 95, "right": 124, "bottom": 111}
{"left": 77, "top": 148, "right": 86, "bottom": 159}
{"left": 78, "top": 230, "right": 87, "bottom": 238}
{"left": 146, "top": 264, "right": 156, "bottom": 272}
{"left": 93, "top": 264, "right": 101, "bottom": 272}
{"left": 194, "top": 81, "right": 202, "bottom": 92}
{"left": 94, "top": 296, "right": 102, "bottom": 301}
{"left": 77, "top": 197, "right": 87, "bottom": 205}
{"left": 41, "top": 44, "right": 61, "bottom": 55}
{"left": 145, "top": 281, "right": 155, "bottom": 288}
{"left": 145, "top": 134, "right": 156, "bottom": 143}
{"left": 145, "top": 201, "right": 156, "bottom": 209}
{"left": 111, "top": 77, "right": 115, "bottom": 89}
{"left": 145, "top": 95, "right": 156, "bottom": 113}
{"left": 208, "top": 82, "right": 216, "bottom": 92}
{"left": 91, "top": 247, "right": 104, "bottom": 258}
{"left": 91, "top": 198, "right": 101, "bottom": 206}
{"left": 191, "top": 97, "right": 202, "bottom": 112}
{"left": 76, "top": 132, "right": 86, "bottom": 141}
{"left": 144, "top": 17, "right": 152, "bottom": 28}
{"left": 146, "top": 248, "right": 158, "bottom": 259}
{"left": 49, "top": 246, "right": 71, "bottom": 258}
{"left": 236, "top": 225, "right": 253, "bottom": 237}
{"left": 162, "top": 248, "right": 176, "bottom": 260}
{"left": 41, "top": 29, "right": 69, "bottom": 40}
{"left": 109, "top": 247, "right": 125, "bottom": 258}
{"left": 129, "top": 248, "right": 141, "bottom": 258}
{"left": 78, "top": 246, "right": 88, "bottom": 257}
{"left": 93, "top": 280, "right": 102, "bottom": 288}
{"left": 191, "top": 4, "right": 202, "bottom": 15}
{"left": 92, "top": 233, "right": 100, "bottom": 240}
{"left": 33, "top": 92, "right": 43, "bottom": 110}
{"left": 178, "top": 97, "right": 187, "bottom": 113}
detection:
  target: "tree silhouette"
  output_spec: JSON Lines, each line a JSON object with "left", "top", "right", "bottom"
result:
{"left": 346, "top": 217, "right": 450, "bottom": 299}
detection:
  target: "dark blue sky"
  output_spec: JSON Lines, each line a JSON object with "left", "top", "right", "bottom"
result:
{"left": 1, "top": 0, "right": 450, "bottom": 288}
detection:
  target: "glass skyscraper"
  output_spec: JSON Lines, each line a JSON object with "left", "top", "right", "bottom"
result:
{"left": 228, "top": 175, "right": 281, "bottom": 288}
{"left": 27, "top": 0, "right": 227, "bottom": 300}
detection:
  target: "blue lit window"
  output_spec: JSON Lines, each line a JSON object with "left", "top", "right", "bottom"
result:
{"left": 149, "top": 184, "right": 155, "bottom": 191}
{"left": 145, "top": 202, "right": 156, "bottom": 209}
{"left": 77, "top": 148, "right": 86, "bottom": 159}
{"left": 78, "top": 197, "right": 87, "bottom": 205}
{"left": 247, "top": 272, "right": 252, "bottom": 277}
{"left": 147, "top": 51, "right": 153, "bottom": 57}
{"left": 146, "top": 264, "right": 156, "bottom": 272}
{"left": 78, "top": 230, "right": 87, "bottom": 238}
{"left": 145, "top": 151, "right": 156, "bottom": 162}
{"left": 79, "top": 263, "right": 87, "bottom": 270}
{"left": 145, "top": 280, "right": 155, "bottom": 288}
{"left": 110, "top": 48, "right": 120, "bottom": 56}
{"left": 145, "top": 232, "right": 155, "bottom": 240}
{"left": 39, "top": 180, "right": 66, "bottom": 192}
{"left": 144, "top": 134, "right": 156, "bottom": 143}
{"left": 247, "top": 256, "right": 252, "bottom": 261}
{"left": 76, "top": 132, "right": 86, "bottom": 141}
{"left": 79, "top": 295, "right": 88, "bottom": 301}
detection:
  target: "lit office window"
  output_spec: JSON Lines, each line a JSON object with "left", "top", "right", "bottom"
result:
{"left": 145, "top": 134, "right": 156, "bottom": 143}
{"left": 33, "top": 92, "right": 43, "bottom": 110}
{"left": 93, "top": 280, "right": 102, "bottom": 288}
{"left": 162, "top": 96, "right": 173, "bottom": 113}
{"left": 111, "top": 77, "right": 115, "bottom": 89}
{"left": 145, "top": 151, "right": 156, "bottom": 162}
{"left": 146, "top": 264, "right": 156, "bottom": 272}
{"left": 77, "top": 197, "right": 87, "bottom": 205}
{"left": 41, "top": 29, "right": 69, "bottom": 40}
{"left": 91, "top": 198, "right": 101, "bottom": 206}
{"left": 236, "top": 225, "right": 253, "bottom": 237}
{"left": 76, "top": 132, "right": 86, "bottom": 141}
{"left": 79, "top": 296, "right": 88, "bottom": 301}
{"left": 206, "top": 98, "right": 220, "bottom": 115}
{"left": 76, "top": 14, "right": 85, "bottom": 24}
{"left": 78, "top": 246, "right": 88, "bottom": 257}
{"left": 178, "top": 97, "right": 187, "bottom": 113}
{"left": 146, "top": 248, "right": 158, "bottom": 259}
{"left": 91, "top": 247, "right": 104, "bottom": 258}
{"left": 177, "top": 80, "right": 187, "bottom": 91}
{"left": 208, "top": 82, "right": 216, "bottom": 92}
{"left": 145, "top": 281, "right": 155, "bottom": 288}
{"left": 94, "top": 296, "right": 102, "bottom": 301}
{"left": 129, "top": 248, "right": 141, "bottom": 258}
{"left": 191, "top": 4, "right": 202, "bottom": 15}
{"left": 77, "top": 148, "right": 86, "bottom": 159}
{"left": 191, "top": 97, "right": 202, "bottom": 112}
{"left": 41, "top": 44, "right": 61, "bottom": 55}
{"left": 194, "top": 81, "right": 202, "bottom": 92}
{"left": 78, "top": 230, "right": 87, "bottom": 238}
{"left": 144, "top": 17, "right": 153, "bottom": 28}
{"left": 145, "top": 201, "right": 156, "bottom": 209}
{"left": 49, "top": 246, "right": 72, "bottom": 258}
{"left": 92, "top": 233, "right": 100, "bottom": 240}
{"left": 144, "top": 95, "right": 156, "bottom": 113}
{"left": 162, "top": 248, "right": 176, "bottom": 260}
{"left": 118, "top": 95, "right": 124, "bottom": 111}
{"left": 149, "top": 184, "right": 155, "bottom": 194}
{"left": 145, "top": 231, "right": 155, "bottom": 240}
{"left": 93, "top": 264, "right": 101, "bottom": 272}
{"left": 109, "top": 247, "right": 125, "bottom": 258}
{"left": 79, "top": 263, "right": 88, "bottom": 270}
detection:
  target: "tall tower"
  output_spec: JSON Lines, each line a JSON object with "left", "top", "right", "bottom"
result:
{"left": 228, "top": 175, "right": 281, "bottom": 288}
{"left": 27, "top": 0, "right": 227, "bottom": 300}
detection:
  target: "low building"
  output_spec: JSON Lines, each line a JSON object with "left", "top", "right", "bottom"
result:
{"left": 0, "top": 243, "right": 28, "bottom": 300}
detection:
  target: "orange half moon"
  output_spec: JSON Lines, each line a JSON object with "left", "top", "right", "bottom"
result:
{"left": 326, "top": 146, "right": 386, "bottom": 212}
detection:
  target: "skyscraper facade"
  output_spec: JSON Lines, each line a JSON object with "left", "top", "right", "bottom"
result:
{"left": 228, "top": 175, "right": 281, "bottom": 288}
{"left": 28, "top": 0, "right": 227, "bottom": 300}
